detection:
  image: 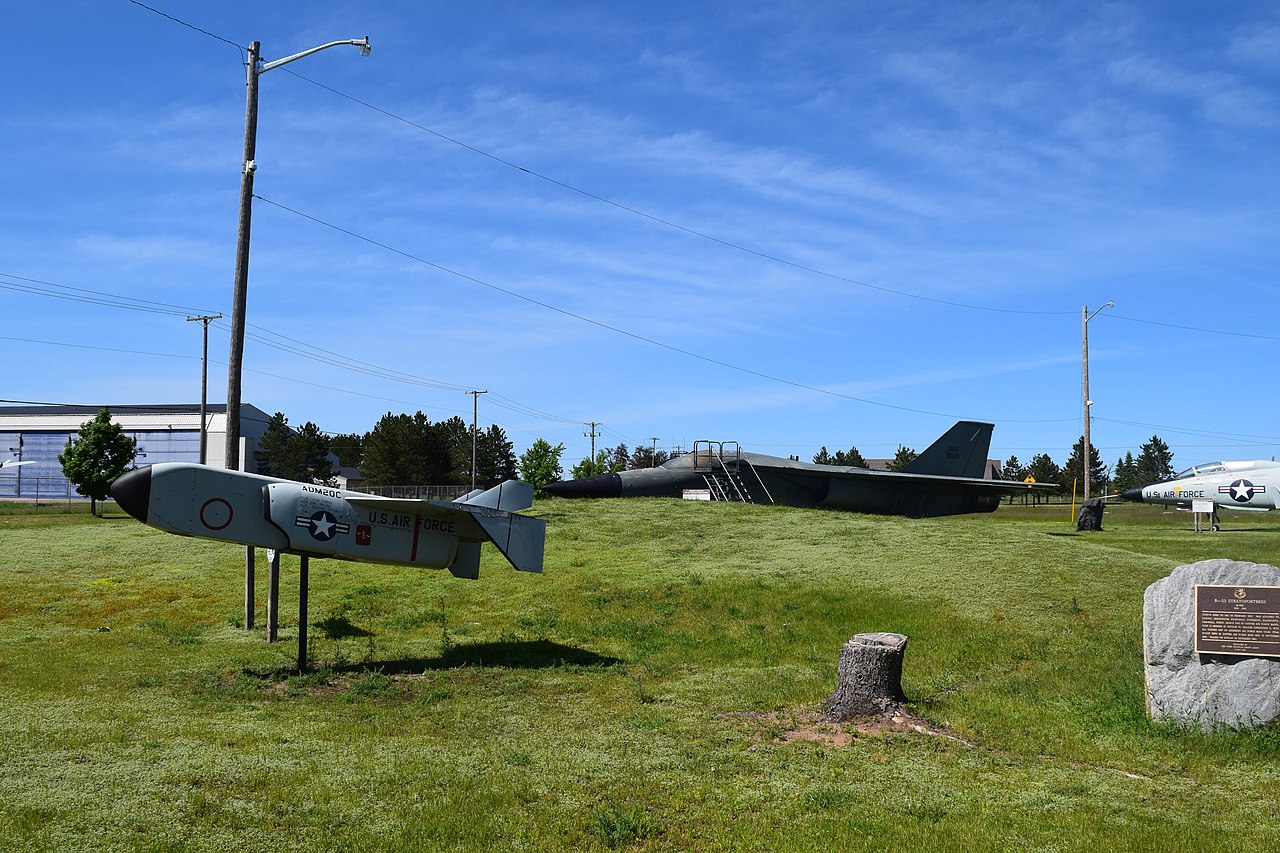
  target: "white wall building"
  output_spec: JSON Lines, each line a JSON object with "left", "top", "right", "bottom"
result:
{"left": 0, "top": 403, "right": 271, "bottom": 500}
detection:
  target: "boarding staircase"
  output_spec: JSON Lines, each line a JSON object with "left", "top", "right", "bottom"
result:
{"left": 691, "top": 441, "right": 774, "bottom": 504}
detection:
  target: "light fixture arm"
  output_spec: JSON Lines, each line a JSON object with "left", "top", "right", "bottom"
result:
{"left": 259, "top": 37, "right": 371, "bottom": 75}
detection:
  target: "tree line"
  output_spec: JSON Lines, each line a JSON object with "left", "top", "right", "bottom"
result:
{"left": 257, "top": 411, "right": 519, "bottom": 489}
{"left": 811, "top": 434, "right": 1176, "bottom": 495}
{"left": 52, "top": 406, "right": 1189, "bottom": 512}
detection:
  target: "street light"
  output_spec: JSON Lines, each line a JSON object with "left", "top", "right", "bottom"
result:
{"left": 1082, "top": 301, "right": 1114, "bottom": 501}
{"left": 224, "top": 36, "right": 371, "bottom": 473}
{"left": 222, "top": 36, "right": 370, "bottom": 633}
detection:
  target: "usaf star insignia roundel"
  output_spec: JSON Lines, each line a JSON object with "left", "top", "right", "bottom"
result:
{"left": 295, "top": 510, "right": 351, "bottom": 541}
{"left": 1218, "top": 479, "right": 1260, "bottom": 503}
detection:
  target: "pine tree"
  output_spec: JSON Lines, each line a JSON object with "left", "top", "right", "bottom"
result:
{"left": 475, "top": 425, "right": 518, "bottom": 487}
{"left": 1002, "top": 454, "right": 1025, "bottom": 481}
{"left": 831, "top": 446, "right": 868, "bottom": 468}
{"left": 1112, "top": 452, "right": 1139, "bottom": 493}
{"left": 886, "top": 445, "right": 918, "bottom": 472}
{"left": 1061, "top": 436, "right": 1108, "bottom": 495}
{"left": 1025, "top": 453, "right": 1063, "bottom": 501}
{"left": 1135, "top": 435, "right": 1175, "bottom": 484}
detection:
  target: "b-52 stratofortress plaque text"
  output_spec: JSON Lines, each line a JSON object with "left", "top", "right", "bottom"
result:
{"left": 1194, "top": 585, "right": 1280, "bottom": 658}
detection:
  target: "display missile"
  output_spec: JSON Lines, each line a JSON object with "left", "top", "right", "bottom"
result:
{"left": 110, "top": 463, "right": 545, "bottom": 579}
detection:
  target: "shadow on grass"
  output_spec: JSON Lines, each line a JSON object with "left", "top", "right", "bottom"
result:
{"left": 368, "top": 639, "right": 623, "bottom": 673}
{"left": 249, "top": 639, "right": 622, "bottom": 680}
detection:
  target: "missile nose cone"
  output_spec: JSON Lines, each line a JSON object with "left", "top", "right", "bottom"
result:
{"left": 542, "top": 472, "right": 623, "bottom": 499}
{"left": 111, "top": 466, "right": 151, "bottom": 522}
{"left": 1120, "top": 487, "right": 1145, "bottom": 503}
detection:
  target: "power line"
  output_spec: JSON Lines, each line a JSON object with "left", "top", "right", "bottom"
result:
{"left": 254, "top": 194, "right": 1073, "bottom": 424}
{"left": 127, "top": 0, "right": 244, "bottom": 55}
{"left": 1102, "top": 313, "right": 1280, "bottom": 342}
{"left": 282, "top": 69, "right": 1071, "bottom": 318}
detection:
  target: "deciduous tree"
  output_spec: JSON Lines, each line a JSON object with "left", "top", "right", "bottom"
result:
{"left": 518, "top": 438, "right": 565, "bottom": 493}
{"left": 59, "top": 407, "right": 137, "bottom": 516}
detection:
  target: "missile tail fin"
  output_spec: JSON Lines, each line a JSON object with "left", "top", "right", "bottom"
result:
{"left": 448, "top": 541, "right": 481, "bottom": 579}
{"left": 469, "top": 512, "right": 546, "bottom": 574}
{"left": 456, "top": 480, "right": 534, "bottom": 512}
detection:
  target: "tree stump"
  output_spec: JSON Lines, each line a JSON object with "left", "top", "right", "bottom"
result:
{"left": 824, "top": 632, "right": 909, "bottom": 720}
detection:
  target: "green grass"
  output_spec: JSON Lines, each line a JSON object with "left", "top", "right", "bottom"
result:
{"left": 2, "top": 500, "right": 1280, "bottom": 850}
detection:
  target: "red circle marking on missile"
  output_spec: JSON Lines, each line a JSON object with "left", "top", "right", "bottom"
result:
{"left": 199, "top": 497, "right": 234, "bottom": 530}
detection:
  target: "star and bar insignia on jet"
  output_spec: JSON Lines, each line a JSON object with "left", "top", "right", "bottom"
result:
{"left": 1219, "top": 479, "right": 1261, "bottom": 503}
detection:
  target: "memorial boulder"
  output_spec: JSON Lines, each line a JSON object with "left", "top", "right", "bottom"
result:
{"left": 1144, "top": 559, "right": 1280, "bottom": 730}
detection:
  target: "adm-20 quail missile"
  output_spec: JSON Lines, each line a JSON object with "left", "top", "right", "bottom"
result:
{"left": 110, "top": 463, "right": 545, "bottom": 578}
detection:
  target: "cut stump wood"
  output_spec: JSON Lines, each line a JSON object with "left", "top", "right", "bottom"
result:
{"left": 824, "top": 632, "right": 909, "bottom": 721}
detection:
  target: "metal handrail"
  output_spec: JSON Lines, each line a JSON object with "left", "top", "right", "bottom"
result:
{"left": 740, "top": 458, "right": 775, "bottom": 504}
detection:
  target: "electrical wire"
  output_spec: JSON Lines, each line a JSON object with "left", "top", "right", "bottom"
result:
{"left": 255, "top": 194, "right": 1075, "bottom": 424}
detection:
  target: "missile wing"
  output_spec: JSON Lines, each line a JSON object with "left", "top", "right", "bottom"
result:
{"left": 110, "top": 463, "right": 545, "bottom": 579}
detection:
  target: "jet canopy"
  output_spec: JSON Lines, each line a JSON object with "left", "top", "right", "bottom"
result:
{"left": 1172, "top": 460, "right": 1280, "bottom": 480}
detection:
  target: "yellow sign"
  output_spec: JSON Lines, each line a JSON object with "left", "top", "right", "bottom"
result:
{"left": 1024, "top": 475, "right": 1036, "bottom": 483}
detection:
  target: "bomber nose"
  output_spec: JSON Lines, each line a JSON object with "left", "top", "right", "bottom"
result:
{"left": 110, "top": 466, "right": 151, "bottom": 522}
{"left": 541, "top": 472, "right": 623, "bottom": 499}
{"left": 1120, "top": 487, "right": 1145, "bottom": 503}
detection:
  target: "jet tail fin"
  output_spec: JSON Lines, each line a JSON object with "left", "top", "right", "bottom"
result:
{"left": 903, "top": 421, "right": 993, "bottom": 479}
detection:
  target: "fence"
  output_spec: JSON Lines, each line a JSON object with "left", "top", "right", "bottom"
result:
{"left": 349, "top": 484, "right": 472, "bottom": 500}
{"left": 0, "top": 476, "right": 83, "bottom": 506}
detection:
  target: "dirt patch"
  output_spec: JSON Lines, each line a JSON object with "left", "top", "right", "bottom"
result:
{"left": 736, "top": 707, "right": 971, "bottom": 748}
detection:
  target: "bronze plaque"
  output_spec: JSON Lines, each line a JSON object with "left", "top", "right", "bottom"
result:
{"left": 1195, "top": 585, "right": 1280, "bottom": 658}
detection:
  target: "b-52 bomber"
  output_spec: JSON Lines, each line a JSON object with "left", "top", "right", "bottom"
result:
{"left": 111, "top": 463, "right": 546, "bottom": 578}
{"left": 1121, "top": 459, "right": 1280, "bottom": 530}
{"left": 545, "top": 421, "right": 1055, "bottom": 518}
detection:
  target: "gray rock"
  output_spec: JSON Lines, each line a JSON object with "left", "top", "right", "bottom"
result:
{"left": 1144, "top": 559, "right": 1280, "bottom": 729}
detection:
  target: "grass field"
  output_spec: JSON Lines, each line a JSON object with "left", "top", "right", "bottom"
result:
{"left": 2, "top": 498, "right": 1279, "bottom": 851}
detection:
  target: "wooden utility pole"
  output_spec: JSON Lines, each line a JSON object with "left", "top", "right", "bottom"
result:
{"left": 186, "top": 314, "right": 221, "bottom": 465}
{"left": 584, "top": 422, "right": 602, "bottom": 471}
{"left": 1081, "top": 301, "right": 1113, "bottom": 502}
{"left": 466, "top": 390, "right": 488, "bottom": 490}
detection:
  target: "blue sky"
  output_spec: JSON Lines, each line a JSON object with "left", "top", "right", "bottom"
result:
{"left": 3, "top": 1, "right": 1277, "bottom": 473}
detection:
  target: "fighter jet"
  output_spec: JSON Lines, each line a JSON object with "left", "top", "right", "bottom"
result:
{"left": 544, "top": 421, "right": 1055, "bottom": 518}
{"left": 111, "top": 463, "right": 545, "bottom": 578}
{"left": 1, "top": 458, "right": 35, "bottom": 470}
{"left": 1120, "top": 459, "right": 1280, "bottom": 531}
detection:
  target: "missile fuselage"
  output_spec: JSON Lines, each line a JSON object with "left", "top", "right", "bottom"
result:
{"left": 111, "top": 463, "right": 545, "bottom": 577}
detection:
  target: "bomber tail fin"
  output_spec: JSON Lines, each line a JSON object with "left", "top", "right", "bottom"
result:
{"left": 903, "top": 421, "right": 993, "bottom": 479}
